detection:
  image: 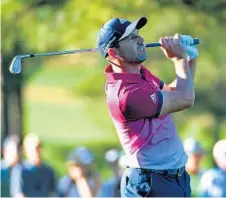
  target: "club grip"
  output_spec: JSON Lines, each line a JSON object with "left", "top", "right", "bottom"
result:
{"left": 193, "top": 38, "right": 200, "bottom": 45}
{"left": 145, "top": 38, "right": 200, "bottom": 48}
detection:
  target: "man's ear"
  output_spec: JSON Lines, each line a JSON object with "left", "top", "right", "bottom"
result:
{"left": 107, "top": 48, "right": 123, "bottom": 60}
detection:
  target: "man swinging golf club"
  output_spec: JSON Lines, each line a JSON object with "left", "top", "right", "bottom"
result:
{"left": 97, "top": 16, "right": 198, "bottom": 197}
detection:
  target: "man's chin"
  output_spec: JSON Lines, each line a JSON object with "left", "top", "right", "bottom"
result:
{"left": 131, "top": 57, "right": 147, "bottom": 64}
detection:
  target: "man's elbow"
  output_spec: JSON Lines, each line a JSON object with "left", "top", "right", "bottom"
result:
{"left": 185, "top": 99, "right": 195, "bottom": 108}
{"left": 184, "top": 97, "right": 195, "bottom": 109}
{"left": 183, "top": 92, "right": 195, "bottom": 108}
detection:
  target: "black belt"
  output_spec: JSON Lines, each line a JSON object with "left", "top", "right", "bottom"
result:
{"left": 129, "top": 166, "right": 185, "bottom": 177}
{"left": 142, "top": 167, "right": 185, "bottom": 177}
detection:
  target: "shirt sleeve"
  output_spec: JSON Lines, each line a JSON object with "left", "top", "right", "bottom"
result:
{"left": 149, "top": 72, "right": 164, "bottom": 90}
{"left": 98, "top": 182, "right": 113, "bottom": 197}
{"left": 10, "top": 165, "right": 23, "bottom": 196}
{"left": 56, "top": 176, "right": 71, "bottom": 197}
{"left": 159, "top": 81, "right": 164, "bottom": 90}
{"left": 142, "top": 68, "right": 164, "bottom": 90}
{"left": 120, "top": 85, "right": 163, "bottom": 120}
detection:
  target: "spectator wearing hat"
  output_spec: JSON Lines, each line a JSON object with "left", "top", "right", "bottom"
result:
{"left": 183, "top": 137, "right": 205, "bottom": 196}
{"left": 1, "top": 135, "right": 21, "bottom": 197}
{"left": 11, "top": 133, "right": 56, "bottom": 197}
{"left": 57, "top": 147, "right": 101, "bottom": 198}
{"left": 98, "top": 148, "right": 125, "bottom": 197}
{"left": 199, "top": 139, "right": 226, "bottom": 197}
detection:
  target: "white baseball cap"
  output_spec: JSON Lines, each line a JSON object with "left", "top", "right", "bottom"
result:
{"left": 105, "top": 148, "right": 121, "bottom": 163}
{"left": 67, "top": 147, "right": 94, "bottom": 166}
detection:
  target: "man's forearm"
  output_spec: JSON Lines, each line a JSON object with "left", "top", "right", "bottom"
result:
{"left": 168, "top": 58, "right": 197, "bottom": 89}
{"left": 174, "top": 58, "right": 195, "bottom": 100}
{"left": 189, "top": 58, "right": 197, "bottom": 79}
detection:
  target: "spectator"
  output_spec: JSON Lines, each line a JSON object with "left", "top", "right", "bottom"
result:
{"left": 184, "top": 137, "right": 205, "bottom": 196}
{"left": 199, "top": 139, "right": 226, "bottom": 197}
{"left": 1, "top": 135, "right": 21, "bottom": 197}
{"left": 11, "top": 133, "right": 56, "bottom": 197}
{"left": 57, "top": 147, "right": 101, "bottom": 198}
{"left": 98, "top": 148, "right": 124, "bottom": 197}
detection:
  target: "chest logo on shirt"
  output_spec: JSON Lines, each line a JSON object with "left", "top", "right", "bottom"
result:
{"left": 150, "top": 93, "right": 156, "bottom": 104}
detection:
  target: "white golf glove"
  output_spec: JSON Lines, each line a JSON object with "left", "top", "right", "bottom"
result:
{"left": 180, "top": 35, "right": 199, "bottom": 61}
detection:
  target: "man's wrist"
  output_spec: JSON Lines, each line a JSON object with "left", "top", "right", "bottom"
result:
{"left": 189, "top": 58, "right": 197, "bottom": 64}
{"left": 174, "top": 58, "right": 190, "bottom": 77}
{"left": 173, "top": 55, "right": 189, "bottom": 64}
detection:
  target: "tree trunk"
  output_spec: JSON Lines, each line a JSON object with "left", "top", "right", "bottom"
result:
{"left": 1, "top": 41, "right": 23, "bottom": 145}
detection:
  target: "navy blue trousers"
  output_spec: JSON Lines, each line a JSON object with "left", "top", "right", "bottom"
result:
{"left": 121, "top": 167, "right": 191, "bottom": 197}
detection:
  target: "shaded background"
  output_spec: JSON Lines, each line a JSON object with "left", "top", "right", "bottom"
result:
{"left": 2, "top": 0, "right": 226, "bottom": 178}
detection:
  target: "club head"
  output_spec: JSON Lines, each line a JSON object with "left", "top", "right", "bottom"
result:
{"left": 9, "top": 56, "right": 22, "bottom": 74}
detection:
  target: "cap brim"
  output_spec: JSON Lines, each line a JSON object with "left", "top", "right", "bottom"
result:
{"left": 119, "top": 17, "right": 147, "bottom": 41}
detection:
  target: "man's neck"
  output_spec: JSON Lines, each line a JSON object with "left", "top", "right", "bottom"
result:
{"left": 27, "top": 159, "right": 42, "bottom": 166}
{"left": 110, "top": 62, "right": 141, "bottom": 74}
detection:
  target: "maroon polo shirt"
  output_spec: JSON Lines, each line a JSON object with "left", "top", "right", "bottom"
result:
{"left": 105, "top": 64, "right": 163, "bottom": 123}
{"left": 104, "top": 64, "right": 188, "bottom": 169}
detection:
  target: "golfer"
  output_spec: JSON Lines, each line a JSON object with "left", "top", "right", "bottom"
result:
{"left": 97, "top": 16, "right": 198, "bottom": 197}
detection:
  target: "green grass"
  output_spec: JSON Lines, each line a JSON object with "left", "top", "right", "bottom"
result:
{"left": 23, "top": 63, "right": 121, "bottom": 179}
{"left": 27, "top": 66, "right": 96, "bottom": 88}
{"left": 24, "top": 98, "right": 117, "bottom": 144}
{"left": 25, "top": 56, "right": 103, "bottom": 89}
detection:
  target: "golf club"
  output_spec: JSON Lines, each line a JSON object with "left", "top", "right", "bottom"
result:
{"left": 9, "top": 38, "right": 199, "bottom": 74}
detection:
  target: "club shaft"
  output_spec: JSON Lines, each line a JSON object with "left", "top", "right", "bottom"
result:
{"left": 26, "top": 48, "right": 98, "bottom": 58}
{"left": 21, "top": 38, "right": 200, "bottom": 58}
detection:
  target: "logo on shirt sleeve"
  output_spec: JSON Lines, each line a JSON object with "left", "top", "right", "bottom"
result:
{"left": 150, "top": 93, "right": 156, "bottom": 104}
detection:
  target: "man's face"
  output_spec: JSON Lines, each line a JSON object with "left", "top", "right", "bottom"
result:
{"left": 116, "top": 30, "right": 147, "bottom": 63}
{"left": 3, "top": 142, "right": 19, "bottom": 166}
{"left": 68, "top": 164, "right": 85, "bottom": 180}
{"left": 185, "top": 153, "right": 204, "bottom": 175}
{"left": 24, "top": 144, "right": 42, "bottom": 164}
{"left": 190, "top": 153, "right": 203, "bottom": 165}
{"left": 215, "top": 151, "right": 226, "bottom": 171}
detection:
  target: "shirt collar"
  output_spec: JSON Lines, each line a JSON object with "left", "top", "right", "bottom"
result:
{"left": 105, "top": 64, "right": 148, "bottom": 83}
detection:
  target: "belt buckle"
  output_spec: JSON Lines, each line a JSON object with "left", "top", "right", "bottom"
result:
{"left": 163, "top": 170, "right": 174, "bottom": 177}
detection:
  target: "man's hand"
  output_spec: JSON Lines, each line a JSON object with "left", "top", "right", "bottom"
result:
{"left": 180, "top": 35, "right": 199, "bottom": 61}
{"left": 159, "top": 34, "right": 188, "bottom": 62}
{"left": 68, "top": 165, "right": 85, "bottom": 180}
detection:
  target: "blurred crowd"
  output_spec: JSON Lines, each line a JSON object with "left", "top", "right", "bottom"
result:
{"left": 1, "top": 133, "right": 226, "bottom": 197}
